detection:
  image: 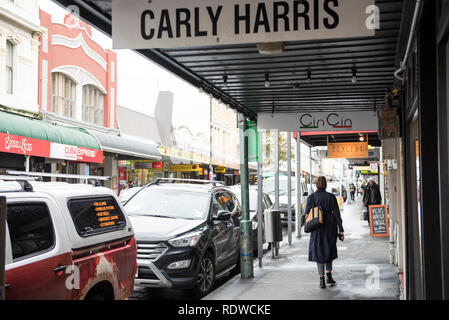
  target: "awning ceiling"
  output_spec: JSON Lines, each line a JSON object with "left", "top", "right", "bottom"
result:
{"left": 53, "top": 0, "right": 410, "bottom": 145}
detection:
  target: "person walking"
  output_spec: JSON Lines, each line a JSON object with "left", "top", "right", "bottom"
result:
{"left": 362, "top": 179, "right": 382, "bottom": 225}
{"left": 305, "top": 176, "right": 344, "bottom": 289}
{"left": 349, "top": 183, "right": 356, "bottom": 201}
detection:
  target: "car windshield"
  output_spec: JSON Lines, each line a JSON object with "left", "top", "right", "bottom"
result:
{"left": 124, "top": 188, "right": 209, "bottom": 220}
{"left": 264, "top": 179, "right": 296, "bottom": 196}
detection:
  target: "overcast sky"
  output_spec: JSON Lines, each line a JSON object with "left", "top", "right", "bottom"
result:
{"left": 38, "top": 0, "right": 211, "bottom": 136}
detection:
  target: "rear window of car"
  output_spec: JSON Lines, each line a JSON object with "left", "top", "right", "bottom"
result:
{"left": 67, "top": 196, "right": 126, "bottom": 237}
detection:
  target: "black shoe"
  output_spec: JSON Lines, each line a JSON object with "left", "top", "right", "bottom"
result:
{"left": 326, "top": 273, "right": 336, "bottom": 286}
{"left": 319, "top": 277, "right": 326, "bottom": 289}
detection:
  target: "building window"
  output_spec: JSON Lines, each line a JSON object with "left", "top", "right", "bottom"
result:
{"left": 82, "top": 85, "right": 104, "bottom": 126}
{"left": 51, "top": 72, "right": 76, "bottom": 118}
{"left": 6, "top": 40, "right": 13, "bottom": 94}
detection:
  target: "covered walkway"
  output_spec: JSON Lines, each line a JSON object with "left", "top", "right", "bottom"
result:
{"left": 204, "top": 197, "right": 400, "bottom": 300}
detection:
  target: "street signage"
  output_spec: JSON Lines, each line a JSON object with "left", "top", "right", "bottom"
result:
{"left": 112, "top": 0, "right": 375, "bottom": 49}
{"left": 258, "top": 111, "right": 378, "bottom": 132}
{"left": 327, "top": 141, "right": 368, "bottom": 159}
{"left": 368, "top": 205, "right": 389, "bottom": 237}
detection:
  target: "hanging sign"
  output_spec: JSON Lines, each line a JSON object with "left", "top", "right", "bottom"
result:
{"left": 327, "top": 141, "right": 368, "bottom": 159}
{"left": 112, "top": 0, "right": 376, "bottom": 49}
{"left": 258, "top": 111, "right": 378, "bottom": 132}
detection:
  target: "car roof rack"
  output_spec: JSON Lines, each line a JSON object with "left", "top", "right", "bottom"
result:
{"left": 152, "top": 178, "right": 225, "bottom": 187}
{"left": 6, "top": 171, "right": 111, "bottom": 187}
{"left": 0, "top": 175, "right": 41, "bottom": 192}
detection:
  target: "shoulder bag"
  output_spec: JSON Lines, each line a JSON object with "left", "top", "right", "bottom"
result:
{"left": 304, "top": 193, "right": 324, "bottom": 233}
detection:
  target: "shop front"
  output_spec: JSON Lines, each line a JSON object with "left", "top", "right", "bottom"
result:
{"left": 0, "top": 110, "right": 103, "bottom": 177}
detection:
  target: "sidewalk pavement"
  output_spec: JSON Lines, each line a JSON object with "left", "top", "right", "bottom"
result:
{"left": 204, "top": 197, "right": 400, "bottom": 300}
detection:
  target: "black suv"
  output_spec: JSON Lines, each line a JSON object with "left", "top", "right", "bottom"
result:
{"left": 124, "top": 179, "right": 241, "bottom": 297}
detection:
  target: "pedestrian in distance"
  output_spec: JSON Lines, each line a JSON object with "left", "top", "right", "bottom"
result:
{"left": 362, "top": 179, "right": 382, "bottom": 225}
{"left": 305, "top": 176, "right": 345, "bottom": 289}
{"left": 349, "top": 183, "right": 356, "bottom": 201}
{"left": 128, "top": 180, "right": 135, "bottom": 188}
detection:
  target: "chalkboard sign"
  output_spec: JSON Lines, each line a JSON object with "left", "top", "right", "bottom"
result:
{"left": 368, "top": 205, "right": 389, "bottom": 237}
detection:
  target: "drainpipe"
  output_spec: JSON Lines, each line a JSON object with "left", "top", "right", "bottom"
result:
{"left": 394, "top": 0, "right": 423, "bottom": 81}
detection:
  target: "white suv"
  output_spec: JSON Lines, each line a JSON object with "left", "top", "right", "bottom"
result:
{"left": 0, "top": 178, "right": 137, "bottom": 300}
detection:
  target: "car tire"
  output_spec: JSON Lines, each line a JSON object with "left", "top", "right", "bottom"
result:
{"left": 192, "top": 253, "right": 215, "bottom": 298}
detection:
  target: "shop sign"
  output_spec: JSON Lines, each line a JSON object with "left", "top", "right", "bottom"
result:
{"left": 167, "top": 164, "right": 200, "bottom": 172}
{"left": 360, "top": 170, "right": 378, "bottom": 174}
{"left": 134, "top": 161, "right": 164, "bottom": 169}
{"left": 112, "top": 0, "right": 376, "bottom": 49}
{"left": 258, "top": 111, "right": 378, "bottom": 132}
{"left": 369, "top": 162, "right": 378, "bottom": 172}
{"left": 215, "top": 166, "right": 226, "bottom": 173}
{"left": 0, "top": 132, "right": 103, "bottom": 163}
{"left": 327, "top": 141, "right": 368, "bottom": 159}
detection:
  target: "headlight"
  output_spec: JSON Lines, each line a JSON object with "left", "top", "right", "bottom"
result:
{"left": 168, "top": 231, "right": 201, "bottom": 247}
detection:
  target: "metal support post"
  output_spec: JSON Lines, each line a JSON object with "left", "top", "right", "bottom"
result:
{"left": 0, "top": 196, "right": 6, "bottom": 300}
{"left": 274, "top": 131, "right": 280, "bottom": 210}
{"left": 238, "top": 114, "right": 253, "bottom": 279}
{"left": 296, "top": 131, "right": 302, "bottom": 239}
{"left": 257, "top": 130, "right": 263, "bottom": 267}
{"left": 309, "top": 146, "right": 313, "bottom": 192}
{"left": 274, "top": 130, "right": 280, "bottom": 256}
{"left": 287, "top": 132, "right": 292, "bottom": 246}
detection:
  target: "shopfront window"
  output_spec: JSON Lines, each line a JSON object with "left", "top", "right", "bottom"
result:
{"left": 51, "top": 73, "right": 76, "bottom": 118}
{"left": 82, "top": 85, "right": 104, "bottom": 126}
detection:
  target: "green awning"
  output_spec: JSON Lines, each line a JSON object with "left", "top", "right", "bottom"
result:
{"left": 0, "top": 110, "right": 101, "bottom": 150}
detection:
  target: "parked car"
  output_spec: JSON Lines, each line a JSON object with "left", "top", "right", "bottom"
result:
{"left": 263, "top": 176, "right": 311, "bottom": 224}
{"left": 227, "top": 186, "right": 272, "bottom": 254}
{"left": 1, "top": 177, "right": 137, "bottom": 300}
{"left": 118, "top": 186, "right": 143, "bottom": 205}
{"left": 124, "top": 179, "right": 241, "bottom": 297}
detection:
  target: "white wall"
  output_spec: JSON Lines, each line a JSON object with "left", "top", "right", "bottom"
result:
{"left": 0, "top": 0, "right": 41, "bottom": 112}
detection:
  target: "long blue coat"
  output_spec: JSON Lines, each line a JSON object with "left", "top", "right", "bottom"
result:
{"left": 305, "top": 190, "right": 344, "bottom": 263}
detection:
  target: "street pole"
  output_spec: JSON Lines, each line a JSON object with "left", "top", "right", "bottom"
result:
{"left": 257, "top": 130, "right": 263, "bottom": 268}
{"left": 287, "top": 132, "right": 292, "bottom": 246}
{"left": 296, "top": 131, "right": 302, "bottom": 239}
{"left": 309, "top": 146, "right": 313, "bottom": 192}
{"left": 0, "top": 196, "right": 6, "bottom": 300}
{"left": 274, "top": 131, "right": 279, "bottom": 210}
{"left": 238, "top": 114, "right": 253, "bottom": 279}
{"left": 209, "top": 97, "right": 213, "bottom": 181}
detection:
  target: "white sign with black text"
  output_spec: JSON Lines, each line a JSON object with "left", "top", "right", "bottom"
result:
{"left": 257, "top": 111, "right": 378, "bottom": 132}
{"left": 112, "top": 0, "right": 376, "bottom": 49}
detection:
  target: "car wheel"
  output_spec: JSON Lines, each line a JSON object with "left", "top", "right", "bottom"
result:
{"left": 193, "top": 253, "right": 215, "bottom": 297}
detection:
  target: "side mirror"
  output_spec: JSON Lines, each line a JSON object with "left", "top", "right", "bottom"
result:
{"left": 303, "top": 192, "right": 308, "bottom": 197}
{"left": 213, "top": 210, "right": 231, "bottom": 221}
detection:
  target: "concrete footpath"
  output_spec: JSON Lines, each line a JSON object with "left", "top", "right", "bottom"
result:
{"left": 204, "top": 197, "right": 400, "bottom": 300}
